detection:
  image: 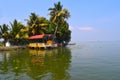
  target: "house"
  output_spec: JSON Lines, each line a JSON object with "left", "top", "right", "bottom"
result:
{"left": 28, "top": 34, "right": 57, "bottom": 49}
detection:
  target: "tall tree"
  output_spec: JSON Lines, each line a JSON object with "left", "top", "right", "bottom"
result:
{"left": 10, "top": 19, "right": 25, "bottom": 45}
{"left": 0, "top": 24, "right": 10, "bottom": 45}
{"left": 48, "top": 1, "right": 71, "bottom": 45}
{"left": 26, "top": 13, "right": 49, "bottom": 36}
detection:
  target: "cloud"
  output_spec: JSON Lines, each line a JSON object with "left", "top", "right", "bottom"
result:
{"left": 79, "top": 27, "right": 95, "bottom": 31}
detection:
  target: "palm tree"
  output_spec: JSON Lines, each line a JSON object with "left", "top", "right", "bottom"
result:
{"left": 10, "top": 19, "right": 25, "bottom": 45}
{"left": 49, "top": 2, "right": 70, "bottom": 23}
{"left": 0, "top": 24, "right": 10, "bottom": 46}
{"left": 48, "top": 1, "right": 71, "bottom": 45}
{"left": 26, "top": 13, "right": 49, "bottom": 36}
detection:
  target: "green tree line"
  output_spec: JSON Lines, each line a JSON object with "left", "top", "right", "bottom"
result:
{"left": 0, "top": 2, "right": 71, "bottom": 46}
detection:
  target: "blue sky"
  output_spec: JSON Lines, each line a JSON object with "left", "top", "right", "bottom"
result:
{"left": 0, "top": 0, "right": 120, "bottom": 42}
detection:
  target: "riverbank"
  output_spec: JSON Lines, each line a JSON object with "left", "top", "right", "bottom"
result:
{"left": 0, "top": 46, "right": 27, "bottom": 51}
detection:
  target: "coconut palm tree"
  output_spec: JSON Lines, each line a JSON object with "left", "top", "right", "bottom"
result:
{"left": 0, "top": 24, "right": 10, "bottom": 45}
{"left": 9, "top": 19, "right": 25, "bottom": 45}
{"left": 49, "top": 2, "right": 70, "bottom": 23}
{"left": 48, "top": 1, "right": 71, "bottom": 45}
{"left": 26, "top": 13, "right": 49, "bottom": 36}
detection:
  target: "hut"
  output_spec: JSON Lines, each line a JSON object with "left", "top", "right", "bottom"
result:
{"left": 28, "top": 34, "right": 57, "bottom": 49}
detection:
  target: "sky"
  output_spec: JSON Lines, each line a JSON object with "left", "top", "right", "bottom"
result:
{"left": 0, "top": 0, "right": 120, "bottom": 42}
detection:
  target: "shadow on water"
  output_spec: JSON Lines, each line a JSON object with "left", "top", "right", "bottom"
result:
{"left": 0, "top": 48, "right": 72, "bottom": 80}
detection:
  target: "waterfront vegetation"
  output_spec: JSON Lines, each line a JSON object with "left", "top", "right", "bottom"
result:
{"left": 0, "top": 2, "right": 71, "bottom": 46}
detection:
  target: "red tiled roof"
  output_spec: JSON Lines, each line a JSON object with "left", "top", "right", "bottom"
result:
{"left": 29, "top": 34, "right": 44, "bottom": 39}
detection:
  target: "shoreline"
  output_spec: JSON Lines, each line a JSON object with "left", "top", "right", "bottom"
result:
{"left": 0, "top": 46, "right": 27, "bottom": 51}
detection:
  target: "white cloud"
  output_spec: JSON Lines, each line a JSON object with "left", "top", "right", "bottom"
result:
{"left": 79, "top": 27, "right": 95, "bottom": 31}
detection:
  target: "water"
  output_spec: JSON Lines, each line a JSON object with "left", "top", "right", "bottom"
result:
{"left": 0, "top": 41, "right": 120, "bottom": 80}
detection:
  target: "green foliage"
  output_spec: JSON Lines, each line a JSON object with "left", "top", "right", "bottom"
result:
{"left": 48, "top": 1, "right": 71, "bottom": 44}
{"left": 10, "top": 19, "right": 25, "bottom": 38}
{"left": 26, "top": 13, "right": 49, "bottom": 36}
{"left": 0, "top": 24, "right": 10, "bottom": 45}
{"left": 0, "top": 1, "right": 71, "bottom": 46}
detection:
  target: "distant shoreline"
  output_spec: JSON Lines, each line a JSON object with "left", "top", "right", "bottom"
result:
{"left": 68, "top": 42, "right": 76, "bottom": 45}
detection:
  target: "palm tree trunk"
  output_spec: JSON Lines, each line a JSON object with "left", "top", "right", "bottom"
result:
{"left": 52, "top": 22, "right": 58, "bottom": 43}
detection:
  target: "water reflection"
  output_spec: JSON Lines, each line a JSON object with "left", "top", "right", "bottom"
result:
{"left": 0, "top": 52, "right": 10, "bottom": 74}
{"left": 0, "top": 48, "right": 71, "bottom": 80}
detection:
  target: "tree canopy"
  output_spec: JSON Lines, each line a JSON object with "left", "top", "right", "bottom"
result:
{"left": 48, "top": 1, "right": 71, "bottom": 44}
{"left": 0, "top": 1, "right": 71, "bottom": 46}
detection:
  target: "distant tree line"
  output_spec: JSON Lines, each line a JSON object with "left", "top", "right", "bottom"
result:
{"left": 0, "top": 2, "right": 71, "bottom": 46}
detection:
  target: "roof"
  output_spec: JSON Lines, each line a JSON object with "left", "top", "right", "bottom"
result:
{"left": 29, "top": 34, "right": 44, "bottom": 39}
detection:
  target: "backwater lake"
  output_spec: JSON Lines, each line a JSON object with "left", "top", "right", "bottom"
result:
{"left": 0, "top": 41, "right": 120, "bottom": 80}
